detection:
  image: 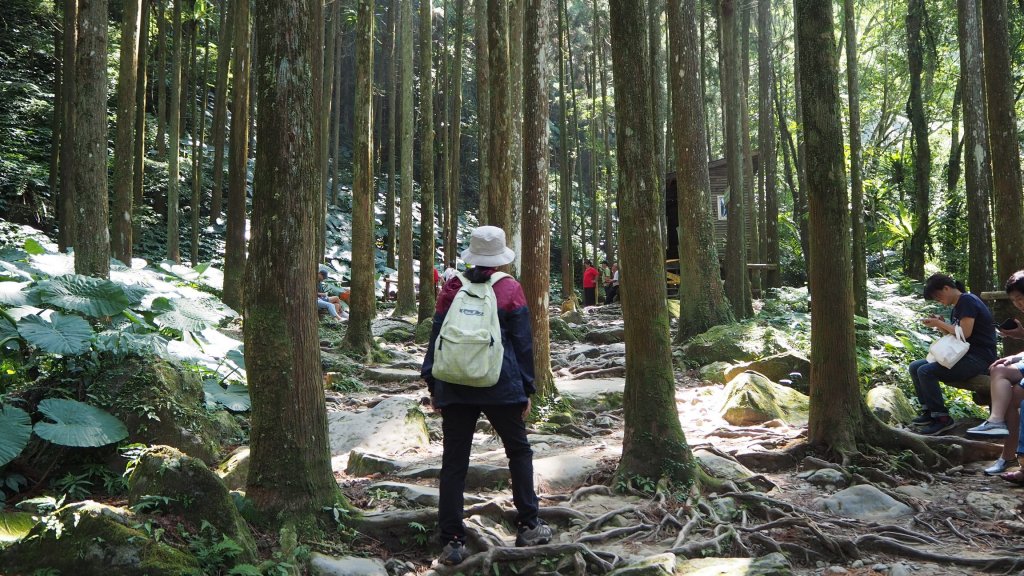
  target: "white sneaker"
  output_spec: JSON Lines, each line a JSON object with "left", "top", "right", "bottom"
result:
{"left": 966, "top": 420, "right": 1009, "bottom": 436}
{"left": 984, "top": 457, "right": 1010, "bottom": 475}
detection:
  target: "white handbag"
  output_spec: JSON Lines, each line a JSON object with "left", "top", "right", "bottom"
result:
{"left": 926, "top": 324, "right": 970, "bottom": 369}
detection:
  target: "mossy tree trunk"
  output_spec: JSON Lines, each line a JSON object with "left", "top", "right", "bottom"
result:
{"left": 418, "top": 0, "right": 437, "bottom": 323}
{"left": 58, "top": 0, "right": 77, "bottom": 252}
{"left": 395, "top": 0, "right": 416, "bottom": 317}
{"left": 73, "top": 0, "right": 110, "bottom": 278}
{"left": 842, "top": 0, "right": 866, "bottom": 314}
{"left": 446, "top": 0, "right": 465, "bottom": 263}
{"left": 522, "top": 0, "right": 556, "bottom": 401}
{"left": 210, "top": 0, "right": 233, "bottom": 225}
{"left": 222, "top": 0, "right": 250, "bottom": 311}
{"left": 508, "top": 0, "right": 524, "bottom": 274}
{"left": 113, "top": 0, "right": 141, "bottom": 265}
{"left": 905, "top": 0, "right": 928, "bottom": 280}
{"left": 719, "top": 0, "right": 749, "bottom": 318}
{"left": 165, "top": 0, "right": 183, "bottom": 263}
{"left": 669, "top": 0, "right": 733, "bottom": 344}
{"left": 244, "top": 0, "right": 339, "bottom": 519}
{"left": 321, "top": 1, "right": 337, "bottom": 254}
{"left": 344, "top": 0, "right": 377, "bottom": 359}
{"left": 557, "top": 0, "right": 574, "bottom": 303}
{"left": 609, "top": 0, "right": 695, "bottom": 484}
{"left": 485, "top": 0, "right": 511, "bottom": 233}
{"left": 957, "top": 0, "right": 993, "bottom": 293}
{"left": 759, "top": 0, "right": 779, "bottom": 290}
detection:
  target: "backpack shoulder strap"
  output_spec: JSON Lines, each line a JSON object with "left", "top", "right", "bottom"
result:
{"left": 486, "top": 271, "right": 509, "bottom": 286}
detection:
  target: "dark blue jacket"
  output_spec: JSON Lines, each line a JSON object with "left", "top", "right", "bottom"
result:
{"left": 421, "top": 267, "right": 536, "bottom": 407}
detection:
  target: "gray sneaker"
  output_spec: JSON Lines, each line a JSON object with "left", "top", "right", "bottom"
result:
{"left": 438, "top": 540, "right": 466, "bottom": 566}
{"left": 515, "top": 521, "right": 553, "bottom": 547}
{"left": 966, "top": 420, "right": 1009, "bottom": 437}
{"left": 984, "top": 457, "right": 1011, "bottom": 475}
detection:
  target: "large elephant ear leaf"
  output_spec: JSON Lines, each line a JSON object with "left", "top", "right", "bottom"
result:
{"left": 153, "top": 297, "right": 229, "bottom": 332}
{"left": 33, "top": 275, "right": 131, "bottom": 317}
{"left": 0, "top": 404, "right": 31, "bottom": 467}
{"left": 0, "top": 281, "right": 31, "bottom": 307}
{"left": 34, "top": 399, "right": 128, "bottom": 447}
{"left": 0, "top": 511, "right": 36, "bottom": 544}
{"left": 203, "top": 381, "right": 251, "bottom": 412}
{"left": 17, "top": 313, "right": 94, "bottom": 355}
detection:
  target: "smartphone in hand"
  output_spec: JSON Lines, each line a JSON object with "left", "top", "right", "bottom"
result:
{"left": 1000, "top": 318, "right": 1020, "bottom": 331}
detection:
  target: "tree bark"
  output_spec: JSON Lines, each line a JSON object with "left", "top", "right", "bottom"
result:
{"left": 509, "top": 0, "right": 524, "bottom": 274}
{"left": 190, "top": 13, "right": 210, "bottom": 265}
{"left": 795, "top": 0, "right": 861, "bottom": 454}
{"left": 476, "top": 0, "right": 490, "bottom": 221}
{"left": 669, "top": 0, "right": 734, "bottom": 343}
{"left": 759, "top": 0, "right": 779, "bottom": 289}
{"left": 329, "top": 10, "right": 344, "bottom": 206}
{"left": 244, "top": 0, "right": 339, "bottom": 521}
{"left": 74, "top": 0, "right": 110, "bottom": 278}
{"left": 418, "top": 0, "right": 437, "bottom": 323}
{"left": 485, "top": 0, "right": 511, "bottom": 232}
{"left": 739, "top": 5, "right": 758, "bottom": 295}
{"left": 609, "top": 0, "right": 696, "bottom": 483}
{"left": 557, "top": 0, "right": 574, "bottom": 303}
{"left": 958, "top": 0, "right": 993, "bottom": 292}
{"left": 156, "top": 2, "right": 168, "bottom": 159}
{"left": 50, "top": 17, "right": 62, "bottom": 237}
{"left": 319, "top": 0, "right": 337, "bottom": 259}
{"left": 522, "top": 0, "right": 556, "bottom": 401}
{"left": 790, "top": 0, "right": 810, "bottom": 276}
{"left": 58, "top": 0, "right": 77, "bottom": 252}
{"left": 843, "top": 0, "right": 866, "bottom": 316}
{"left": 385, "top": 0, "right": 397, "bottom": 269}
{"left": 165, "top": 0, "right": 183, "bottom": 262}
{"left": 599, "top": 8, "right": 613, "bottom": 265}
{"left": 649, "top": 0, "right": 665, "bottom": 250}
{"left": 981, "top": 0, "right": 1024, "bottom": 280}
{"left": 395, "top": 0, "right": 416, "bottom": 316}
{"left": 222, "top": 0, "right": 251, "bottom": 311}
{"left": 210, "top": 0, "right": 233, "bottom": 224}
{"left": 345, "top": 0, "right": 378, "bottom": 358}
{"left": 905, "top": 0, "right": 929, "bottom": 280}
{"left": 718, "top": 0, "right": 750, "bottom": 318}
{"left": 132, "top": 0, "right": 149, "bottom": 240}
{"left": 446, "top": 0, "right": 466, "bottom": 264}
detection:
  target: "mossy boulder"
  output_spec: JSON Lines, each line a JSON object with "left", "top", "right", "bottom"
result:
{"left": 216, "top": 446, "right": 251, "bottom": 491}
{"left": 698, "top": 361, "right": 733, "bottom": 383}
{"left": 560, "top": 309, "right": 586, "bottom": 325}
{"left": 866, "top": 384, "right": 916, "bottom": 426}
{"left": 682, "top": 323, "right": 795, "bottom": 366}
{"left": 585, "top": 326, "right": 626, "bottom": 344}
{"left": 719, "top": 372, "right": 809, "bottom": 426}
{"left": 722, "top": 352, "right": 810, "bottom": 392}
{"left": 415, "top": 317, "right": 433, "bottom": 344}
{"left": 549, "top": 317, "right": 585, "bottom": 342}
{"left": 0, "top": 501, "right": 200, "bottom": 575}
{"left": 88, "top": 356, "right": 237, "bottom": 464}
{"left": 128, "top": 446, "right": 257, "bottom": 562}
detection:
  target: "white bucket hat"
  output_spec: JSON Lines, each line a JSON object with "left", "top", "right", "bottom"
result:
{"left": 461, "top": 226, "right": 516, "bottom": 267}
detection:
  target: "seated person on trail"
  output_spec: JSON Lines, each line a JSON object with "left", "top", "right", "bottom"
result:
{"left": 317, "top": 270, "right": 344, "bottom": 320}
{"left": 969, "top": 271, "right": 1024, "bottom": 475}
{"left": 908, "top": 273, "right": 997, "bottom": 435}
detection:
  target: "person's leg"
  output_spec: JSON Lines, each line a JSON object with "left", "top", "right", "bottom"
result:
{"left": 1002, "top": 385, "right": 1024, "bottom": 460}
{"left": 917, "top": 354, "right": 989, "bottom": 416}
{"left": 908, "top": 358, "right": 930, "bottom": 411}
{"left": 1001, "top": 397, "right": 1024, "bottom": 483}
{"left": 317, "top": 298, "right": 341, "bottom": 319}
{"left": 481, "top": 403, "right": 539, "bottom": 528}
{"left": 987, "top": 364, "right": 1020, "bottom": 423}
{"left": 438, "top": 404, "right": 481, "bottom": 544}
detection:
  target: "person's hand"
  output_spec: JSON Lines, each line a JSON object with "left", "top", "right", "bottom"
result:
{"left": 522, "top": 398, "right": 532, "bottom": 421}
{"left": 430, "top": 397, "right": 442, "bottom": 415}
{"left": 921, "top": 315, "right": 943, "bottom": 329}
{"left": 998, "top": 320, "right": 1024, "bottom": 339}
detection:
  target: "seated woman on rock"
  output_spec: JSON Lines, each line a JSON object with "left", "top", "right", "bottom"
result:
{"left": 968, "top": 271, "right": 1024, "bottom": 475}
{"left": 908, "top": 274, "right": 997, "bottom": 435}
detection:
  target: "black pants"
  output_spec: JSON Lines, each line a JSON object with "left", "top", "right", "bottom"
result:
{"left": 438, "top": 403, "right": 539, "bottom": 543}
{"left": 583, "top": 286, "right": 596, "bottom": 306}
{"left": 604, "top": 285, "right": 618, "bottom": 303}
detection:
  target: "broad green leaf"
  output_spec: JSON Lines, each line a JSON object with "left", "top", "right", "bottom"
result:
{"left": 22, "top": 238, "right": 45, "bottom": 256}
{"left": 153, "top": 297, "right": 228, "bottom": 332}
{"left": 0, "top": 282, "right": 30, "bottom": 307}
{"left": 17, "top": 313, "right": 94, "bottom": 355}
{"left": 203, "top": 381, "right": 251, "bottom": 412}
{"left": 226, "top": 347, "right": 245, "bottom": 371}
{"left": 94, "top": 330, "right": 168, "bottom": 356}
{"left": 0, "top": 405, "right": 31, "bottom": 467}
{"left": 0, "top": 511, "right": 36, "bottom": 544}
{"left": 34, "top": 398, "right": 128, "bottom": 447}
{"left": 33, "top": 275, "right": 131, "bottom": 317}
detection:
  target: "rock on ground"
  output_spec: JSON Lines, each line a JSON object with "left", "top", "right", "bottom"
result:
{"left": 865, "top": 384, "right": 916, "bottom": 426}
{"left": 966, "top": 491, "right": 1020, "bottom": 520}
{"left": 681, "top": 323, "right": 795, "bottom": 366}
{"left": 694, "top": 450, "right": 755, "bottom": 482}
{"left": 673, "top": 553, "right": 792, "bottom": 575}
{"left": 721, "top": 352, "right": 810, "bottom": 390}
{"left": 308, "top": 553, "right": 389, "bottom": 576}
{"left": 813, "top": 484, "right": 913, "bottom": 522}
{"left": 328, "top": 396, "right": 430, "bottom": 470}
{"left": 719, "top": 372, "right": 809, "bottom": 426}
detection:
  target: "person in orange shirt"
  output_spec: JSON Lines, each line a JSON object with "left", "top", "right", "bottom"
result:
{"left": 582, "top": 260, "right": 598, "bottom": 307}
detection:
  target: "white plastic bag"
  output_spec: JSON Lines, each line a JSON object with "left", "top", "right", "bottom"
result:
{"left": 926, "top": 324, "right": 969, "bottom": 369}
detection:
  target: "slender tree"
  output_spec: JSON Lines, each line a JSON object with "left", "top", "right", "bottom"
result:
{"left": 132, "top": 0, "right": 150, "bottom": 235}
{"left": 418, "top": 0, "right": 437, "bottom": 323}
{"left": 156, "top": 2, "right": 168, "bottom": 159}
{"left": 165, "top": 0, "right": 183, "bottom": 262}
{"left": 843, "top": 0, "right": 866, "bottom": 315}
{"left": 244, "top": 0, "right": 339, "bottom": 520}
{"left": 905, "top": 0, "right": 929, "bottom": 279}
{"left": 508, "top": 0, "right": 524, "bottom": 273}
{"left": 446, "top": 0, "right": 466, "bottom": 262}
{"left": 385, "top": 0, "right": 397, "bottom": 269}
{"left": 649, "top": 0, "right": 665, "bottom": 247}
{"left": 190, "top": 13, "right": 210, "bottom": 265}
{"left": 957, "top": 0, "right": 993, "bottom": 292}
{"left": 557, "top": 0, "right": 574, "bottom": 303}
{"left": 485, "top": 0, "right": 511, "bottom": 232}
{"left": 981, "top": 0, "right": 1024, "bottom": 280}
{"left": 395, "top": 0, "right": 416, "bottom": 316}
{"left": 344, "top": 0, "right": 377, "bottom": 358}
{"left": 475, "top": 0, "right": 490, "bottom": 220}
{"left": 222, "top": 0, "right": 251, "bottom": 310}
{"left": 609, "top": 0, "right": 696, "bottom": 483}
{"left": 669, "top": 0, "right": 733, "bottom": 342}
{"left": 209, "top": 0, "right": 233, "bottom": 224}
{"left": 522, "top": 0, "right": 555, "bottom": 400}
{"left": 58, "top": 0, "right": 77, "bottom": 252}
{"left": 329, "top": 8, "right": 344, "bottom": 206}
{"left": 50, "top": 20, "right": 62, "bottom": 225}
{"left": 759, "top": 0, "right": 779, "bottom": 290}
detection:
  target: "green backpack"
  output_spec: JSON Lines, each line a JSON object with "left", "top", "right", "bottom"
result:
{"left": 432, "top": 272, "right": 508, "bottom": 387}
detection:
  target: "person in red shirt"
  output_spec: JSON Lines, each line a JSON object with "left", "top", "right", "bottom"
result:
{"left": 582, "top": 260, "right": 599, "bottom": 307}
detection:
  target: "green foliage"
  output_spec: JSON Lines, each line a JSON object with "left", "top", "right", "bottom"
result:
{"left": 0, "top": 404, "right": 31, "bottom": 467}
{"left": 33, "top": 398, "right": 129, "bottom": 447}
{"left": 202, "top": 381, "right": 251, "bottom": 412}
{"left": 16, "top": 312, "right": 94, "bottom": 355}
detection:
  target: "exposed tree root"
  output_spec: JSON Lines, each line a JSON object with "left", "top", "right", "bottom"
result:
{"left": 425, "top": 543, "right": 617, "bottom": 575}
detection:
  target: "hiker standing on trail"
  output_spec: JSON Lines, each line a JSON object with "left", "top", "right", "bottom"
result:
{"left": 582, "top": 259, "right": 599, "bottom": 306}
{"left": 421, "top": 225, "right": 552, "bottom": 566}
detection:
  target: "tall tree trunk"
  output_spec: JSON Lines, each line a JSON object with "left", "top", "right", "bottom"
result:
{"left": 166, "top": 0, "right": 183, "bottom": 263}
{"left": 476, "top": 0, "right": 490, "bottom": 221}
{"left": 509, "top": 0, "right": 524, "bottom": 274}
{"left": 320, "top": 0, "right": 337, "bottom": 259}
{"left": 790, "top": 1, "right": 810, "bottom": 276}
{"left": 329, "top": 10, "right": 344, "bottom": 207}
{"left": 740, "top": 4, "right": 758, "bottom": 297}
{"left": 244, "top": 0, "right": 339, "bottom": 521}
{"left": 447, "top": 0, "right": 466, "bottom": 263}
{"left": 599, "top": 8, "right": 613, "bottom": 265}
{"left": 649, "top": 0, "right": 665, "bottom": 249}
{"left": 156, "top": 2, "right": 168, "bottom": 159}
{"left": 759, "top": 0, "right": 779, "bottom": 289}
{"left": 50, "top": 20, "right": 62, "bottom": 236}
{"left": 982, "top": 0, "right": 1024, "bottom": 280}
{"left": 59, "top": 0, "right": 77, "bottom": 252}
{"left": 190, "top": 14, "right": 210, "bottom": 265}
{"left": 418, "top": 0, "right": 437, "bottom": 323}
{"left": 210, "top": 0, "right": 233, "bottom": 224}
{"left": 958, "top": 0, "right": 993, "bottom": 293}
{"left": 905, "top": 0, "right": 929, "bottom": 279}
{"left": 345, "top": 0, "right": 377, "bottom": 358}
{"left": 669, "top": 0, "right": 734, "bottom": 342}
{"left": 719, "top": 0, "right": 750, "bottom": 318}
{"left": 132, "top": 0, "right": 149, "bottom": 240}
{"left": 485, "top": 0, "right": 511, "bottom": 232}
{"left": 222, "top": 0, "right": 251, "bottom": 310}
{"left": 395, "top": 0, "right": 416, "bottom": 316}
{"left": 557, "top": 0, "right": 574, "bottom": 302}
{"left": 74, "top": 0, "right": 110, "bottom": 278}
{"left": 608, "top": 0, "right": 696, "bottom": 484}
{"left": 843, "top": 0, "right": 866, "bottom": 315}
{"left": 385, "top": 0, "right": 397, "bottom": 269}
{"left": 522, "top": 0, "right": 556, "bottom": 400}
